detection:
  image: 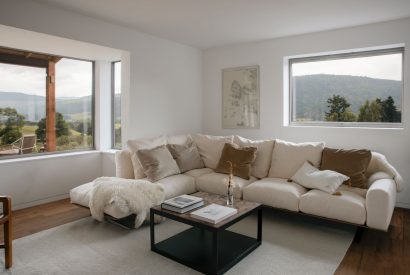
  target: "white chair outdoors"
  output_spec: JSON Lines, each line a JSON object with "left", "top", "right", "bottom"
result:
{"left": 0, "top": 135, "right": 37, "bottom": 156}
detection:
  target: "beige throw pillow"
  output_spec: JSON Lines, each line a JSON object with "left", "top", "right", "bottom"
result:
{"left": 166, "top": 134, "right": 193, "bottom": 146}
{"left": 167, "top": 143, "right": 204, "bottom": 173}
{"left": 234, "top": 135, "right": 275, "bottom": 178}
{"left": 115, "top": 149, "right": 134, "bottom": 179}
{"left": 268, "top": 139, "right": 325, "bottom": 179}
{"left": 192, "top": 134, "right": 234, "bottom": 169}
{"left": 136, "top": 145, "right": 180, "bottom": 182}
{"left": 127, "top": 135, "right": 166, "bottom": 179}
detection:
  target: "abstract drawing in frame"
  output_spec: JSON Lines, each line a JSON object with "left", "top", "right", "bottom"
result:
{"left": 222, "top": 65, "right": 260, "bottom": 129}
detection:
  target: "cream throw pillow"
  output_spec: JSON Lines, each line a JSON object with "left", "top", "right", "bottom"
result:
{"left": 291, "top": 161, "right": 349, "bottom": 194}
{"left": 127, "top": 135, "right": 166, "bottom": 179}
{"left": 136, "top": 145, "right": 180, "bottom": 182}
{"left": 192, "top": 134, "right": 233, "bottom": 169}
{"left": 268, "top": 139, "right": 325, "bottom": 179}
{"left": 234, "top": 135, "right": 275, "bottom": 178}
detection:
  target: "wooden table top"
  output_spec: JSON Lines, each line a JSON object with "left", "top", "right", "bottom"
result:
{"left": 151, "top": 192, "right": 261, "bottom": 229}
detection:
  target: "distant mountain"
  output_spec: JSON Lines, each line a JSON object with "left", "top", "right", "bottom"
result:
{"left": 293, "top": 74, "right": 402, "bottom": 121}
{"left": 0, "top": 91, "right": 122, "bottom": 122}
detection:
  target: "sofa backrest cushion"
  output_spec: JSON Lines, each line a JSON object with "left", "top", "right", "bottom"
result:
{"left": 268, "top": 139, "right": 325, "bottom": 179}
{"left": 167, "top": 143, "right": 204, "bottom": 173}
{"left": 192, "top": 134, "right": 233, "bottom": 169}
{"left": 320, "top": 147, "right": 371, "bottom": 189}
{"left": 127, "top": 135, "right": 167, "bottom": 179}
{"left": 136, "top": 145, "right": 180, "bottom": 182}
{"left": 166, "top": 134, "right": 193, "bottom": 146}
{"left": 115, "top": 149, "right": 134, "bottom": 179}
{"left": 234, "top": 135, "right": 275, "bottom": 178}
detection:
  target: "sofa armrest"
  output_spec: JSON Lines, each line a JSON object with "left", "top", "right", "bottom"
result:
{"left": 366, "top": 178, "right": 396, "bottom": 231}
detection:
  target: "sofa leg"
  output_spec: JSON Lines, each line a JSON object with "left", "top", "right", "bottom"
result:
{"left": 354, "top": 227, "right": 365, "bottom": 243}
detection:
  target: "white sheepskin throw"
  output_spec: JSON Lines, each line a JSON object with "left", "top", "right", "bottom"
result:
{"left": 89, "top": 177, "right": 165, "bottom": 228}
{"left": 366, "top": 152, "right": 404, "bottom": 192}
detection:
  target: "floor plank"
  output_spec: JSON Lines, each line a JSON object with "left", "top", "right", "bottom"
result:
{"left": 0, "top": 198, "right": 90, "bottom": 242}
{"left": 335, "top": 208, "right": 410, "bottom": 275}
{"left": 1, "top": 199, "right": 409, "bottom": 274}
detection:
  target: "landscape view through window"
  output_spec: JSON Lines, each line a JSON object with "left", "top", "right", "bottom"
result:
{"left": 291, "top": 49, "right": 403, "bottom": 125}
{"left": 0, "top": 57, "right": 93, "bottom": 157}
{"left": 113, "top": 61, "right": 121, "bottom": 149}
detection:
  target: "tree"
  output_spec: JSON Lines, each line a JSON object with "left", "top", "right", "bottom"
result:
{"left": 358, "top": 99, "right": 382, "bottom": 122}
{"left": 36, "top": 112, "right": 70, "bottom": 142}
{"left": 380, "top": 96, "right": 400, "bottom": 122}
{"left": 0, "top": 108, "right": 25, "bottom": 145}
{"left": 71, "top": 119, "right": 92, "bottom": 135}
{"left": 325, "top": 95, "right": 356, "bottom": 122}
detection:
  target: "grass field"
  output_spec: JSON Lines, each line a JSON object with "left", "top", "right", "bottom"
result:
{"left": 22, "top": 125, "right": 37, "bottom": 135}
{"left": 21, "top": 125, "right": 82, "bottom": 136}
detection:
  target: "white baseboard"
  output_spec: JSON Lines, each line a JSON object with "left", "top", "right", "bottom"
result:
{"left": 13, "top": 193, "right": 70, "bottom": 210}
{"left": 396, "top": 202, "right": 410, "bottom": 209}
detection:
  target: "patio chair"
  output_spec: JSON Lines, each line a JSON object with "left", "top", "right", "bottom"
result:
{"left": 0, "top": 135, "right": 37, "bottom": 156}
{"left": 0, "top": 196, "right": 12, "bottom": 268}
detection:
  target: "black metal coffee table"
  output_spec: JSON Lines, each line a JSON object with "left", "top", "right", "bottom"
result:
{"left": 150, "top": 192, "right": 262, "bottom": 275}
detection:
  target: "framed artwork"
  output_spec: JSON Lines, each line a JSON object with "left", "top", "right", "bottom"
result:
{"left": 222, "top": 65, "right": 260, "bottom": 129}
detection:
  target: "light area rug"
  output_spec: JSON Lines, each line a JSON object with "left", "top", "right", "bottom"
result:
{"left": 0, "top": 210, "right": 355, "bottom": 275}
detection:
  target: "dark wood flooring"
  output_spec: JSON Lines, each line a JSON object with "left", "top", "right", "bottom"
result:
{"left": 1, "top": 199, "right": 409, "bottom": 274}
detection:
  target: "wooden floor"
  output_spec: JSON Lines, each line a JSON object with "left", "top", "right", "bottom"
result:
{"left": 1, "top": 199, "right": 409, "bottom": 274}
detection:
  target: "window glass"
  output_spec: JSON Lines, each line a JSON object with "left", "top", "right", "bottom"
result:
{"left": 0, "top": 51, "right": 94, "bottom": 158}
{"left": 290, "top": 48, "right": 403, "bottom": 126}
{"left": 113, "top": 61, "right": 121, "bottom": 149}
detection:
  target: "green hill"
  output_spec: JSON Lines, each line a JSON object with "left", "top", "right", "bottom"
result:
{"left": 0, "top": 91, "right": 121, "bottom": 122}
{"left": 293, "top": 74, "right": 401, "bottom": 121}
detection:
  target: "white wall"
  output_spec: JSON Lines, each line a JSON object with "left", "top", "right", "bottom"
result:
{"left": 0, "top": 0, "right": 203, "bottom": 208}
{"left": 1, "top": 152, "right": 101, "bottom": 209}
{"left": 203, "top": 18, "right": 410, "bottom": 208}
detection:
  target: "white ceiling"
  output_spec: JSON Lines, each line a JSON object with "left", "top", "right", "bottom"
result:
{"left": 35, "top": 0, "right": 410, "bottom": 49}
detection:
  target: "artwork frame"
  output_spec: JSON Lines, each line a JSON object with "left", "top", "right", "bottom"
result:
{"left": 222, "top": 65, "right": 260, "bottom": 129}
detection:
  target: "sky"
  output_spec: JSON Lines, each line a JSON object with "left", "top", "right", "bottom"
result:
{"left": 292, "top": 53, "right": 402, "bottom": 81}
{"left": 114, "top": 61, "right": 121, "bottom": 94}
{"left": 0, "top": 58, "right": 93, "bottom": 98}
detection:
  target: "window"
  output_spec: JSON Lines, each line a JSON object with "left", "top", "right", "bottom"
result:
{"left": 0, "top": 47, "right": 94, "bottom": 158}
{"left": 289, "top": 47, "right": 403, "bottom": 127}
{"left": 112, "top": 61, "right": 121, "bottom": 149}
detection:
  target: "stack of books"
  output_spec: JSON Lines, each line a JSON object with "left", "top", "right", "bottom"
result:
{"left": 161, "top": 194, "right": 204, "bottom": 213}
{"left": 191, "top": 204, "right": 238, "bottom": 224}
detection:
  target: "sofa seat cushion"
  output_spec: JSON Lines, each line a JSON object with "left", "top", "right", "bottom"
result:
{"left": 70, "top": 174, "right": 196, "bottom": 219}
{"left": 183, "top": 168, "right": 214, "bottom": 178}
{"left": 299, "top": 189, "right": 366, "bottom": 225}
{"left": 337, "top": 184, "right": 367, "bottom": 198}
{"left": 156, "top": 174, "right": 196, "bottom": 200}
{"left": 196, "top": 172, "right": 257, "bottom": 199}
{"left": 70, "top": 182, "right": 131, "bottom": 219}
{"left": 70, "top": 181, "right": 93, "bottom": 207}
{"left": 243, "top": 178, "right": 308, "bottom": 211}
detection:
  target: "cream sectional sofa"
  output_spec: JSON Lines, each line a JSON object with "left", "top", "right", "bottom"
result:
{"left": 70, "top": 134, "right": 404, "bottom": 231}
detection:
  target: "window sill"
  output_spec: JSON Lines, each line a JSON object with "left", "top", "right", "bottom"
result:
{"left": 286, "top": 122, "right": 404, "bottom": 130}
{"left": 0, "top": 150, "right": 100, "bottom": 164}
{"left": 101, "top": 149, "right": 119, "bottom": 155}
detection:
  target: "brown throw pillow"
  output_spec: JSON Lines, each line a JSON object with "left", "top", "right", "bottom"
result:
{"left": 320, "top": 148, "right": 372, "bottom": 188}
{"left": 167, "top": 143, "right": 204, "bottom": 173}
{"left": 215, "top": 143, "right": 257, "bottom": 180}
